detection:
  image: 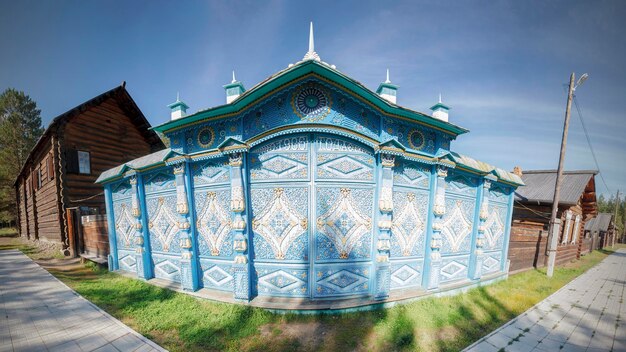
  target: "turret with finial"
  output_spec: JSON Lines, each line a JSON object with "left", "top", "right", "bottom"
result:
{"left": 376, "top": 68, "right": 398, "bottom": 104}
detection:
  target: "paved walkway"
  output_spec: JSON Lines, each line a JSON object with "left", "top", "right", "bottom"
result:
{"left": 0, "top": 249, "right": 166, "bottom": 352}
{"left": 465, "top": 249, "right": 626, "bottom": 352}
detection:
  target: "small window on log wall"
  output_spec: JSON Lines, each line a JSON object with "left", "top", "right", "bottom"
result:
{"left": 37, "top": 169, "right": 42, "bottom": 189}
{"left": 47, "top": 154, "right": 54, "bottom": 180}
{"left": 66, "top": 149, "right": 91, "bottom": 175}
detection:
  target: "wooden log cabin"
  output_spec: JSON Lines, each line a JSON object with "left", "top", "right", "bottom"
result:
{"left": 509, "top": 169, "right": 598, "bottom": 273}
{"left": 14, "top": 83, "right": 164, "bottom": 256}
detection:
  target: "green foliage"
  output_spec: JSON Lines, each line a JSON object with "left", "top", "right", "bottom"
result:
{"left": 597, "top": 193, "right": 626, "bottom": 234}
{"left": 23, "top": 246, "right": 615, "bottom": 352}
{"left": 0, "top": 88, "right": 44, "bottom": 221}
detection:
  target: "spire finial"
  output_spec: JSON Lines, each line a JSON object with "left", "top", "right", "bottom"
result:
{"left": 385, "top": 69, "right": 391, "bottom": 84}
{"left": 303, "top": 22, "right": 321, "bottom": 61}
{"left": 232, "top": 70, "right": 237, "bottom": 84}
{"left": 176, "top": 91, "right": 180, "bottom": 102}
{"left": 309, "top": 22, "right": 314, "bottom": 53}
{"left": 438, "top": 93, "right": 442, "bottom": 104}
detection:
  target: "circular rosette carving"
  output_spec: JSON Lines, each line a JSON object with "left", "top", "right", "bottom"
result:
{"left": 291, "top": 84, "right": 332, "bottom": 122}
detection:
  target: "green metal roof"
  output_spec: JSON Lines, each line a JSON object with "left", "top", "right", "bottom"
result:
{"left": 152, "top": 60, "right": 469, "bottom": 136}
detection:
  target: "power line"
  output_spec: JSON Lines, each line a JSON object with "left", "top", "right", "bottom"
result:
{"left": 572, "top": 94, "right": 611, "bottom": 194}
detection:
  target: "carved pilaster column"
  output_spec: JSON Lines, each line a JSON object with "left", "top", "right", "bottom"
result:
{"left": 472, "top": 177, "right": 492, "bottom": 280}
{"left": 229, "top": 153, "right": 250, "bottom": 301}
{"left": 130, "top": 176, "right": 146, "bottom": 279}
{"left": 174, "top": 163, "right": 196, "bottom": 291}
{"left": 562, "top": 210, "right": 573, "bottom": 244}
{"left": 375, "top": 154, "right": 394, "bottom": 300}
{"left": 428, "top": 165, "right": 447, "bottom": 290}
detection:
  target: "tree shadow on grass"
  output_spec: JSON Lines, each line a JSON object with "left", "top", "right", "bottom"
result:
{"left": 434, "top": 286, "right": 515, "bottom": 352}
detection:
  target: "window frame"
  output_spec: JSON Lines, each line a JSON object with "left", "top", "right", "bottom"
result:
{"left": 77, "top": 150, "right": 91, "bottom": 175}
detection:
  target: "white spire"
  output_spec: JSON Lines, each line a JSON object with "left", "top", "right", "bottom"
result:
{"left": 303, "top": 22, "right": 321, "bottom": 61}
{"left": 439, "top": 93, "right": 442, "bottom": 103}
{"left": 176, "top": 91, "right": 180, "bottom": 102}
{"left": 232, "top": 70, "right": 237, "bottom": 83}
{"left": 309, "top": 22, "right": 314, "bottom": 53}
{"left": 385, "top": 69, "right": 391, "bottom": 84}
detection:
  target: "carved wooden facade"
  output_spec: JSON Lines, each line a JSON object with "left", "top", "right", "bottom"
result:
{"left": 97, "top": 60, "right": 522, "bottom": 309}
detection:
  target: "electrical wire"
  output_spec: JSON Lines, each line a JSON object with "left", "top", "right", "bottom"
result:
{"left": 514, "top": 200, "right": 552, "bottom": 220}
{"left": 572, "top": 94, "right": 611, "bottom": 194}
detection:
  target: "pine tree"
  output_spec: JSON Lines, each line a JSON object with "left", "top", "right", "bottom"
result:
{"left": 0, "top": 88, "right": 44, "bottom": 222}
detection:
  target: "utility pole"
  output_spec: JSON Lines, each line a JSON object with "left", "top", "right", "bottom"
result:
{"left": 613, "top": 190, "right": 620, "bottom": 248}
{"left": 546, "top": 73, "right": 576, "bottom": 278}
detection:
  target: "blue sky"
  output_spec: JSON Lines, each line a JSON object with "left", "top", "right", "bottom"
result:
{"left": 1, "top": 1, "right": 624, "bottom": 197}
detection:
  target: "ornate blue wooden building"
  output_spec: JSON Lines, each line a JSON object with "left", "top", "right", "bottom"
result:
{"left": 97, "top": 25, "right": 523, "bottom": 310}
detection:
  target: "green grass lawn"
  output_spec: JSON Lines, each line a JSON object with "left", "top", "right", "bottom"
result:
{"left": 2, "top": 238, "right": 621, "bottom": 352}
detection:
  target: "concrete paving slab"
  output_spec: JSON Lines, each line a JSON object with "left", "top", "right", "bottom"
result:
{"left": 0, "top": 249, "right": 166, "bottom": 352}
{"left": 463, "top": 249, "right": 626, "bottom": 352}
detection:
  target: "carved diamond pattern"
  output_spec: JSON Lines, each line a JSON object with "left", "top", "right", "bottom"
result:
{"left": 318, "top": 270, "right": 368, "bottom": 291}
{"left": 392, "top": 194, "right": 426, "bottom": 256}
{"left": 115, "top": 204, "right": 135, "bottom": 247}
{"left": 146, "top": 172, "right": 174, "bottom": 189}
{"left": 252, "top": 189, "right": 307, "bottom": 259}
{"left": 391, "top": 265, "right": 419, "bottom": 285}
{"left": 321, "top": 156, "right": 369, "bottom": 177}
{"left": 317, "top": 189, "right": 371, "bottom": 259}
{"left": 263, "top": 156, "right": 300, "bottom": 174}
{"left": 441, "top": 261, "right": 465, "bottom": 279}
{"left": 149, "top": 199, "right": 180, "bottom": 252}
{"left": 259, "top": 270, "right": 306, "bottom": 293}
{"left": 442, "top": 201, "right": 472, "bottom": 252}
{"left": 483, "top": 256, "right": 499, "bottom": 270}
{"left": 155, "top": 260, "right": 179, "bottom": 278}
{"left": 120, "top": 255, "right": 136, "bottom": 269}
{"left": 204, "top": 266, "right": 233, "bottom": 286}
{"left": 197, "top": 192, "right": 232, "bottom": 256}
{"left": 484, "top": 209, "right": 505, "bottom": 248}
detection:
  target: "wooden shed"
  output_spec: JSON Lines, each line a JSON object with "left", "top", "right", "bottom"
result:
{"left": 14, "top": 83, "right": 164, "bottom": 257}
{"left": 584, "top": 213, "right": 615, "bottom": 251}
{"left": 508, "top": 169, "right": 598, "bottom": 273}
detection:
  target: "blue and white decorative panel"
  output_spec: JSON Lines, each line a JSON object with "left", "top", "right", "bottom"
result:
{"left": 445, "top": 172, "right": 478, "bottom": 197}
{"left": 314, "top": 265, "right": 370, "bottom": 297}
{"left": 251, "top": 187, "right": 309, "bottom": 261}
{"left": 440, "top": 198, "right": 475, "bottom": 254}
{"left": 153, "top": 255, "right": 181, "bottom": 282}
{"left": 393, "top": 162, "right": 430, "bottom": 188}
{"left": 111, "top": 180, "right": 132, "bottom": 200}
{"left": 199, "top": 259, "right": 234, "bottom": 291}
{"left": 481, "top": 251, "right": 502, "bottom": 275}
{"left": 143, "top": 168, "right": 176, "bottom": 194}
{"left": 489, "top": 184, "right": 511, "bottom": 204}
{"left": 118, "top": 250, "right": 136, "bottom": 272}
{"left": 390, "top": 260, "right": 423, "bottom": 289}
{"left": 316, "top": 137, "right": 374, "bottom": 181}
{"left": 242, "top": 79, "right": 380, "bottom": 141}
{"left": 315, "top": 187, "right": 373, "bottom": 261}
{"left": 483, "top": 205, "right": 507, "bottom": 251}
{"left": 192, "top": 159, "right": 230, "bottom": 186}
{"left": 184, "top": 118, "right": 240, "bottom": 153}
{"left": 250, "top": 136, "right": 309, "bottom": 181}
{"left": 439, "top": 256, "right": 470, "bottom": 283}
{"left": 382, "top": 118, "right": 437, "bottom": 155}
{"left": 195, "top": 189, "right": 233, "bottom": 257}
{"left": 146, "top": 195, "right": 181, "bottom": 253}
{"left": 256, "top": 266, "right": 308, "bottom": 297}
{"left": 113, "top": 201, "right": 134, "bottom": 249}
{"left": 390, "top": 191, "right": 428, "bottom": 257}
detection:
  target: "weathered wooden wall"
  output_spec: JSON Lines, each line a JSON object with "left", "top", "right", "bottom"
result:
{"left": 62, "top": 97, "right": 154, "bottom": 212}
{"left": 80, "top": 214, "right": 109, "bottom": 259}
{"left": 15, "top": 89, "right": 162, "bottom": 252}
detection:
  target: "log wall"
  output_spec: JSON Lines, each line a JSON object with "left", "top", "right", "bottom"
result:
{"left": 15, "top": 92, "right": 162, "bottom": 253}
